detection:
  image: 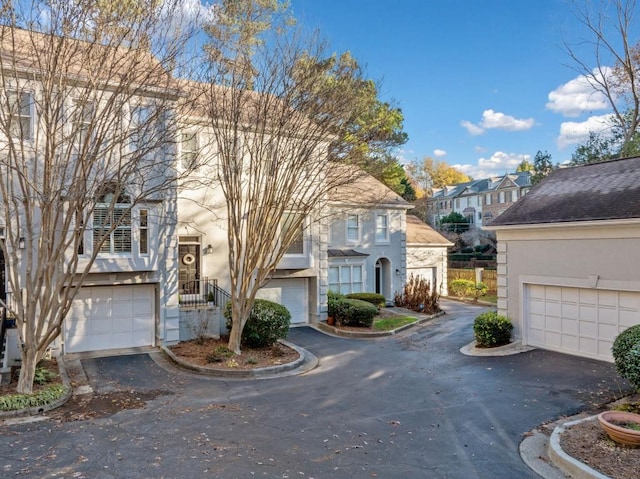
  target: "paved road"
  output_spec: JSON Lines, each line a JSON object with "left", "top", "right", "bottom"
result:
{"left": 0, "top": 300, "right": 628, "bottom": 479}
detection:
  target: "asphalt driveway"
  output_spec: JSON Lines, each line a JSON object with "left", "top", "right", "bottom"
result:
{"left": 0, "top": 300, "right": 629, "bottom": 479}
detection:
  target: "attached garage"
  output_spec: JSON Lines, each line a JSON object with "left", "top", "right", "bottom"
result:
{"left": 488, "top": 157, "right": 640, "bottom": 362}
{"left": 525, "top": 284, "right": 640, "bottom": 362}
{"left": 256, "top": 278, "right": 308, "bottom": 324}
{"left": 64, "top": 285, "right": 156, "bottom": 354}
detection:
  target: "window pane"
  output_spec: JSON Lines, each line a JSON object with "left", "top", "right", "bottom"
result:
{"left": 352, "top": 282, "right": 362, "bottom": 293}
{"left": 328, "top": 267, "right": 339, "bottom": 284}
{"left": 340, "top": 266, "right": 351, "bottom": 283}
{"left": 140, "top": 210, "right": 148, "bottom": 255}
{"left": 352, "top": 265, "right": 362, "bottom": 282}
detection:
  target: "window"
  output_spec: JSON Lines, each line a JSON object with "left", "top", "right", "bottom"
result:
{"left": 375, "top": 214, "right": 389, "bottom": 243}
{"left": 73, "top": 99, "right": 93, "bottom": 147}
{"left": 477, "top": 196, "right": 481, "bottom": 206}
{"left": 139, "top": 209, "right": 148, "bottom": 255}
{"left": 485, "top": 194, "right": 492, "bottom": 205}
{"left": 328, "top": 265, "right": 363, "bottom": 294}
{"left": 181, "top": 131, "right": 198, "bottom": 169}
{"left": 455, "top": 199, "right": 460, "bottom": 208}
{"left": 346, "top": 214, "right": 359, "bottom": 243}
{"left": 93, "top": 184, "right": 132, "bottom": 254}
{"left": 282, "top": 213, "right": 304, "bottom": 255}
{"left": 512, "top": 189, "right": 519, "bottom": 201}
{"left": 7, "top": 90, "right": 32, "bottom": 139}
{"left": 499, "top": 191, "right": 505, "bottom": 203}
{"left": 130, "top": 104, "right": 152, "bottom": 151}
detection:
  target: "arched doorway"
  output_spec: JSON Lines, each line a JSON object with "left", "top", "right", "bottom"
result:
{"left": 375, "top": 258, "right": 392, "bottom": 301}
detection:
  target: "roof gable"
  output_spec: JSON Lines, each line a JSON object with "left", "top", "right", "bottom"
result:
{"left": 490, "top": 157, "right": 640, "bottom": 226}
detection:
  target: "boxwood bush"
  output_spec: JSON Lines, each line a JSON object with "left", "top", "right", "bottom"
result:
{"left": 473, "top": 311, "right": 513, "bottom": 347}
{"left": 338, "top": 298, "right": 378, "bottom": 327}
{"left": 346, "top": 292, "right": 386, "bottom": 308}
{"left": 224, "top": 299, "right": 291, "bottom": 348}
{"left": 612, "top": 324, "right": 640, "bottom": 389}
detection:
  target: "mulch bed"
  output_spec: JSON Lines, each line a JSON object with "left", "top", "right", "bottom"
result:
{"left": 169, "top": 337, "right": 299, "bottom": 370}
{"left": 560, "top": 417, "right": 640, "bottom": 479}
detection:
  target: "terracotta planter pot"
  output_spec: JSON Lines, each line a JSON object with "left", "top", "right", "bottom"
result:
{"left": 327, "top": 316, "right": 335, "bottom": 326}
{"left": 597, "top": 411, "right": 640, "bottom": 447}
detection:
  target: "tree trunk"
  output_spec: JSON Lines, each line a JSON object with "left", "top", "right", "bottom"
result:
{"left": 16, "top": 348, "right": 38, "bottom": 395}
{"left": 227, "top": 322, "right": 242, "bottom": 355}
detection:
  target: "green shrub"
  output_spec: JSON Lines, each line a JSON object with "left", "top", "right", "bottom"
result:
{"left": 346, "top": 292, "right": 386, "bottom": 308}
{"left": 0, "top": 384, "right": 68, "bottom": 411}
{"left": 206, "top": 345, "right": 235, "bottom": 363}
{"left": 473, "top": 311, "right": 513, "bottom": 347}
{"left": 34, "top": 366, "right": 57, "bottom": 385}
{"left": 336, "top": 298, "right": 377, "bottom": 327}
{"left": 450, "top": 279, "right": 487, "bottom": 301}
{"left": 327, "top": 290, "right": 344, "bottom": 318}
{"left": 612, "top": 324, "right": 640, "bottom": 389}
{"left": 224, "top": 299, "right": 291, "bottom": 348}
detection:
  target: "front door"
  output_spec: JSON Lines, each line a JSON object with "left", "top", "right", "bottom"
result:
{"left": 178, "top": 244, "right": 200, "bottom": 297}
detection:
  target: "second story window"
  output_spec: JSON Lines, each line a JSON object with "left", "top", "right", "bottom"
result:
{"left": 181, "top": 131, "right": 198, "bottom": 169}
{"left": 499, "top": 191, "right": 506, "bottom": 203}
{"left": 130, "top": 104, "right": 152, "bottom": 151}
{"left": 139, "top": 209, "right": 149, "bottom": 255}
{"left": 7, "top": 90, "right": 33, "bottom": 140}
{"left": 375, "top": 214, "right": 389, "bottom": 243}
{"left": 73, "top": 99, "right": 94, "bottom": 148}
{"left": 93, "top": 185, "right": 131, "bottom": 254}
{"left": 282, "top": 213, "right": 304, "bottom": 255}
{"left": 346, "top": 214, "right": 359, "bottom": 243}
{"left": 485, "top": 194, "right": 492, "bottom": 205}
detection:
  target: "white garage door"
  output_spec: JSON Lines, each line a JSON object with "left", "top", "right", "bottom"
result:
{"left": 407, "top": 267, "right": 436, "bottom": 286}
{"left": 257, "top": 278, "right": 308, "bottom": 324}
{"left": 65, "top": 285, "right": 155, "bottom": 354}
{"left": 526, "top": 284, "right": 640, "bottom": 362}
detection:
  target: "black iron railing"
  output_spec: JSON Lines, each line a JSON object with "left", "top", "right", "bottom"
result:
{"left": 179, "top": 278, "right": 231, "bottom": 309}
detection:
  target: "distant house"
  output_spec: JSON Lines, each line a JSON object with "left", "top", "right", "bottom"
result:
{"left": 428, "top": 171, "right": 531, "bottom": 229}
{"left": 487, "top": 158, "right": 640, "bottom": 362}
{"left": 405, "top": 215, "right": 453, "bottom": 296}
{"left": 328, "top": 172, "right": 413, "bottom": 304}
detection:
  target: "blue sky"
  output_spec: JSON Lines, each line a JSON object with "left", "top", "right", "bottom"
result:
{"left": 287, "top": 0, "right": 630, "bottom": 179}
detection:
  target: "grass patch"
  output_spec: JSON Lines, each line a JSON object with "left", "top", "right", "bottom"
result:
{"left": 482, "top": 294, "right": 498, "bottom": 304}
{"left": 373, "top": 316, "right": 417, "bottom": 331}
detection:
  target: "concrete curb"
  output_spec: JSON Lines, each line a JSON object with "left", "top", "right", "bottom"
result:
{"left": 460, "top": 340, "right": 536, "bottom": 357}
{"left": 0, "top": 356, "right": 73, "bottom": 420}
{"left": 160, "top": 339, "right": 318, "bottom": 379}
{"left": 548, "top": 415, "right": 611, "bottom": 479}
{"left": 315, "top": 311, "right": 446, "bottom": 339}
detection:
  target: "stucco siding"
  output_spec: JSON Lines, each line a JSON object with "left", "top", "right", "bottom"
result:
{"left": 496, "top": 223, "right": 640, "bottom": 341}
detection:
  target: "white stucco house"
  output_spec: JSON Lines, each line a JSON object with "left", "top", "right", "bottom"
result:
{"left": 487, "top": 157, "right": 640, "bottom": 362}
{"left": 0, "top": 28, "right": 181, "bottom": 373}
{"left": 327, "top": 173, "right": 413, "bottom": 303}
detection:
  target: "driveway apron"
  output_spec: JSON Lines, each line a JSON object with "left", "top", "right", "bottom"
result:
{"left": 0, "top": 300, "right": 626, "bottom": 479}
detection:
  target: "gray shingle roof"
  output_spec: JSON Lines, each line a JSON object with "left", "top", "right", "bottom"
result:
{"left": 328, "top": 249, "right": 369, "bottom": 257}
{"left": 406, "top": 215, "right": 453, "bottom": 245}
{"left": 489, "top": 157, "right": 640, "bottom": 226}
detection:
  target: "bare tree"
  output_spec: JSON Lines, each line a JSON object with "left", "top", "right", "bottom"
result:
{"left": 565, "top": 0, "right": 640, "bottom": 151}
{"left": 0, "top": 1, "right": 197, "bottom": 393}
{"left": 201, "top": 0, "right": 391, "bottom": 353}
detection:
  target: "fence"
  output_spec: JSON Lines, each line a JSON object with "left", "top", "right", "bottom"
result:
{"left": 178, "top": 278, "right": 230, "bottom": 309}
{"left": 448, "top": 268, "right": 497, "bottom": 293}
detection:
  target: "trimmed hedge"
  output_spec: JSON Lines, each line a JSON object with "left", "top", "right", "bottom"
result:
{"left": 224, "top": 299, "right": 291, "bottom": 348}
{"left": 346, "top": 292, "right": 386, "bottom": 308}
{"left": 612, "top": 324, "right": 640, "bottom": 389}
{"left": 473, "top": 311, "right": 513, "bottom": 347}
{"left": 337, "top": 298, "right": 378, "bottom": 327}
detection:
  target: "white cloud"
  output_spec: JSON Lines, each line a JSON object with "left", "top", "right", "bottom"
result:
{"left": 461, "top": 110, "right": 535, "bottom": 135}
{"left": 480, "top": 110, "right": 535, "bottom": 131}
{"left": 433, "top": 149, "right": 447, "bottom": 157}
{"left": 461, "top": 120, "right": 485, "bottom": 135}
{"left": 453, "top": 151, "right": 531, "bottom": 180}
{"left": 556, "top": 114, "right": 613, "bottom": 149}
{"left": 546, "top": 68, "right": 612, "bottom": 117}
